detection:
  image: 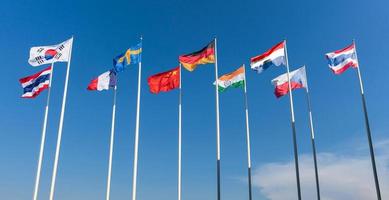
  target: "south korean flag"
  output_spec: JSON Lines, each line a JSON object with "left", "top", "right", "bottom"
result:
{"left": 28, "top": 37, "right": 73, "bottom": 67}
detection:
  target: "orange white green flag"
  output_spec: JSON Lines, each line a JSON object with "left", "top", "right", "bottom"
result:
{"left": 215, "top": 66, "right": 245, "bottom": 92}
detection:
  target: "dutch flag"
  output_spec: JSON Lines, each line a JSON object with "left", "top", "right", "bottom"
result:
{"left": 326, "top": 43, "right": 358, "bottom": 75}
{"left": 250, "top": 41, "right": 286, "bottom": 73}
{"left": 19, "top": 66, "right": 51, "bottom": 98}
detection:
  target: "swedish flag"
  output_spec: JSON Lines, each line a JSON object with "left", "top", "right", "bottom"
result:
{"left": 113, "top": 42, "right": 142, "bottom": 72}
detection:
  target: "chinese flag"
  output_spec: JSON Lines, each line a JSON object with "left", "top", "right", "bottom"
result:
{"left": 147, "top": 67, "right": 180, "bottom": 94}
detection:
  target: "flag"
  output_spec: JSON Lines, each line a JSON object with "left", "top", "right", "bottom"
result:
{"left": 28, "top": 38, "right": 73, "bottom": 67}
{"left": 87, "top": 70, "right": 117, "bottom": 91}
{"left": 19, "top": 66, "right": 52, "bottom": 98}
{"left": 215, "top": 66, "right": 245, "bottom": 92}
{"left": 179, "top": 40, "right": 215, "bottom": 71}
{"left": 272, "top": 66, "right": 307, "bottom": 98}
{"left": 250, "top": 41, "right": 286, "bottom": 73}
{"left": 147, "top": 67, "right": 180, "bottom": 94}
{"left": 113, "top": 43, "right": 142, "bottom": 72}
{"left": 325, "top": 43, "right": 358, "bottom": 75}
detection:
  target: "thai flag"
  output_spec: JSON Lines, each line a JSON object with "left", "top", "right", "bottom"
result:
{"left": 326, "top": 43, "right": 358, "bottom": 75}
{"left": 272, "top": 66, "right": 307, "bottom": 98}
{"left": 19, "top": 66, "right": 52, "bottom": 98}
{"left": 250, "top": 41, "right": 286, "bottom": 73}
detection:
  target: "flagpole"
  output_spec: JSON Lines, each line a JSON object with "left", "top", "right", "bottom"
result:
{"left": 242, "top": 64, "right": 253, "bottom": 200}
{"left": 33, "top": 62, "right": 55, "bottom": 200}
{"left": 303, "top": 66, "right": 321, "bottom": 200}
{"left": 106, "top": 85, "right": 117, "bottom": 200}
{"left": 353, "top": 40, "right": 382, "bottom": 200}
{"left": 131, "top": 36, "right": 143, "bottom": 200}
{"left": 178, "top": 64, "right": 182, "bottom": 200}
{"left": 214, "top": 38, "right": 221, "bottom": 200}
{"left": 284, "top": 40, "right": 302, "bottom": 200}
{"left": 49, "top": 37, "right": 73, "bottom": 200}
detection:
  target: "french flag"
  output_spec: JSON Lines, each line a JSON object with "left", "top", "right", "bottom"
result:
{"left": 250, "top": 41, "right": 286, "bottom": 73}
{"left": 272, "top": 66, "right": 307, "bottom": 98}
{"left": 326, "top": 43, "right": 358, "bottom": 75}
{"left": 87, "top": 70, "right": 117, "bottom": 91}
{"left": 19, "top": 66, "right": 52, "bottom": 98}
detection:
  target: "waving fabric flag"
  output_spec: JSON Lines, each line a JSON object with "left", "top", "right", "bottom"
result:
{"left": 113, "top": 43, "right": 142, "bottom": 72}
{"left": 215, "top": 66, "right": 245, "bottom": 92}
{"left": 179, "top": 40, "right": 215, "bottom": 71}
{"left": 326, "top": 43, "right": 358, "bottom": 74}
{"left": 250, "top": 41, "right": 286, "bottom": 73}
{"left": 87, "top": 70, "right": 117, "bottom": 91}
{"left": 19, "top": 66, "right": 52, "bottom": 98}
{"left": 28, "top": 38, "right": 73, "bottom": 67}
{"left": 147, "top": 67, "right": 180, "bottom": 94}
{"left": 272, "top": 66, "right": 307, "bottom": 98}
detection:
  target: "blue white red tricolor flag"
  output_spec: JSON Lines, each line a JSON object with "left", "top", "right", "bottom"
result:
{"left": 28, "top": 38, "right": 73, "bottom": 67}
{"left": 250, "top": 41, "right": 286, "bottom": 73}
{"left": 272, "top": 66, "right": 307, "bottom": 98}
{"left": 325, "top": 43, "right": 358, "bottom": 75}
{"left": 19, "top": 66, "right": 52, "bottom": 98}
{"left": 87, "top": 70, "right": 117, "bottom": 91}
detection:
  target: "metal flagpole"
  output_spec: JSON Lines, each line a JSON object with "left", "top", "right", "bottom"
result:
{"left": 353, "top": 40, "right": 382, "bottom": 200}
{"left": 33, "top": 62, "right": 55, "bottom": 200}
{"left": 106, "top": 85, "right": 118, "bottom": 200}
{"left": 49, "top": 37, "right": 73, "bottom": 200}
{"left": 242, "top": 64, "right": 253, "bottom": 200}
{"left": 178, "top": 64, "right": 182, "bottom": 200}
{"left": 303, "top": 66, "right": 321, "bottom": 200}
{"left": 214, "top": 38, "right": 221, "bottom": 200}
{"left": 131, "top": 36, "right": 143, "bottom": 200}
{"left": 284, "top": 40, "right": 302, "bottom": 200}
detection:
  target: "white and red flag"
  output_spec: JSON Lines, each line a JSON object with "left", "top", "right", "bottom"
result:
{"left": 87, "top": 70, "right": 117, "bottom": 91}
{"left": 271, "top": 66, "right": 307, "bottom": 98}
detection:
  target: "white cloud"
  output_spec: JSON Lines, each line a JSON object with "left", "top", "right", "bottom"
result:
{"left": 253, "top": 139, "right": 389, "bottom": 200}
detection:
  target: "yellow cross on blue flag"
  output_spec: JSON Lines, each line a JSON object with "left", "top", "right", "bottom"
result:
{"left": 113, "top": 42, "right": 142, "bottom": 72}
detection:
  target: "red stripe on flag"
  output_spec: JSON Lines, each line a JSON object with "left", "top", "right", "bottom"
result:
{"left": 274, "top": 81, "right": 303, "bottom": 98}
{"left": 19, "top": 66, "right": 52, "bottom": 84}
{"left": 87, "top": 78, "right": 98, "bottom": 90}
{"left": 333, "top": 43, "right": 355, "bottom": 54}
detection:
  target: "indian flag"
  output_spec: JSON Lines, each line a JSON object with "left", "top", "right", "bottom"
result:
{"left": 216, "top": 66, "right": 245, "bottom": 92}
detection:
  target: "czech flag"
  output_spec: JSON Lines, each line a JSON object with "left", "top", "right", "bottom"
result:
{"left": 179, "top": 40, "right": 215, "bottom": 71}
{"left": 325, "top": 43, "right": 358, "bottom": 75}
{"left": 147, "top": 67, "right": 180, "bottom": 94}
{"left": 87, "top": 70, "right": 117, "bottom": 91}
{"left": 272, "top": 66, "right": 307, "bottom": 98}
{"left": 250, "top": 41, "right": 286, "bottom": 73}
{"left": 19, "top": 66, "right": 52, "bottom": 98}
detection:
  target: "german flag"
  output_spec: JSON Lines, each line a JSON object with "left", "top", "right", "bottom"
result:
{"left": 179, "top": 40, "right": 215, "bottom": 71}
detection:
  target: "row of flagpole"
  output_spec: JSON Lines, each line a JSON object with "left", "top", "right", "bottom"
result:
{"left": 25, "top": 36, "right": 382, "bottom": 200}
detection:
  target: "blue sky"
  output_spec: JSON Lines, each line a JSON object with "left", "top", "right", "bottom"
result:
{"left": 0, "top": 0, "right": 389, "bottom": 199}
